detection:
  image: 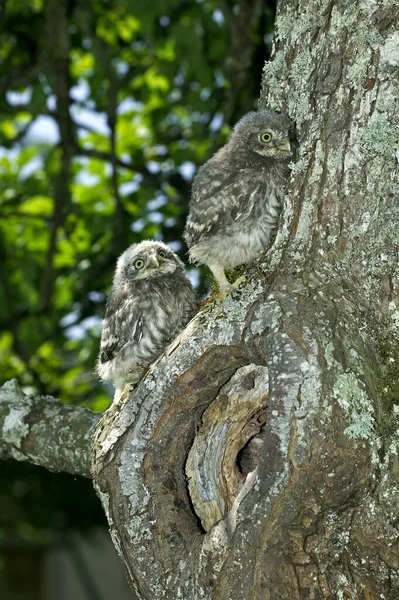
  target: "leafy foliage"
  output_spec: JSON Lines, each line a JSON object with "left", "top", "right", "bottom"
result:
{"left": 0, "top": 0, "right": 275, "bottom": 542}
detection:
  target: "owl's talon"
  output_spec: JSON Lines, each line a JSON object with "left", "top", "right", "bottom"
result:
{"left": 232, "top": 275, "right": 246, "bottom": 290}
{"left": 215, "top": 276, "right": 246, "bottom": 301}
{"left": 113, "top": 386, "right": 129, "bottom": 406}
{"left": 216, "top": 285, "right": 234, "bottom": 301}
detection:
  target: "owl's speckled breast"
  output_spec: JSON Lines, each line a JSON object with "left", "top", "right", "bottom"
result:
{"left": 189, "top": 177, "right": 285, "bottom": 270}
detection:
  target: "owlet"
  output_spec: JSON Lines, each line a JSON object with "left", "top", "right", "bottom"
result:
{"left": 184, "top": 109, "right": 295, "bottom": 294}
{"left": 97, "top": 240, "right": 197, "bottom": 403}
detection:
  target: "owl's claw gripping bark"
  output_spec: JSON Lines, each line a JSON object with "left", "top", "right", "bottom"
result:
{"left": 217, "top": 284, "right": 235, "bottom": 301}
{"left": 209, "top": 262, "right": 247, "bottom": 300}
{"left": 216, "top": 276, "right": 246, "bottom": 301}
{"left": 232, "top": 275, "right": 246, "bottom": 290}
{"left": 112, "top": 380, "right": 137, "bottom": 407}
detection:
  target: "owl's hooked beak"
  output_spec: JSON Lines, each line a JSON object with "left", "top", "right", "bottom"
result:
{"left": 148, "top": 254, "right": 160, "bottom": 269}
{"left": 276, "top": 139, "right": 292, "bottom": 153}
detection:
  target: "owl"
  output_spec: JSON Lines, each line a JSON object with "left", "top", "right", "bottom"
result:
{"left": 97, "top": 240, "right": 197, "bottom": 403}
{"left": 184, "top": 109, "right": 295, "bottom": 295}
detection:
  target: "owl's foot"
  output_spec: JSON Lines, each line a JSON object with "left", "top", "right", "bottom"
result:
{"left": 209, "top": 263, "right": 235, "bottom": 299}
{"left": 232, "top": 275, "right": 246, "bottom": 290}
{"left": 113, "top": 386, "right": 128, "bottom": 407}
{"left": 217, "top": 284, "right": 235, "bottom": 301}
{"left": 112, "top": 380, "right": 138, "bottom": 407}
{"left": 216, "top": 276, "right": 246, "bottom": 300}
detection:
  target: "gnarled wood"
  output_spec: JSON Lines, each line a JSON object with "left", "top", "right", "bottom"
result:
{"left": 0, "top": 379, "right": 98, "bottom": 477}
{"left": 186, "top": 364, "right": 268, "bottom": 532}
{"left": 91, "top": 0, "right": 399, "bottom": 598}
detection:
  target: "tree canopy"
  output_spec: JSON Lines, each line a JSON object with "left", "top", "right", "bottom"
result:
{"left": 0, "top": 0, "right": 274, "bottom": 408}
{"left": 0, "top": 0, "right": 275, "bottom": 544}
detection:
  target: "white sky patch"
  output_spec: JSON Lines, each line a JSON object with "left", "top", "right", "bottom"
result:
{"left": 178, "top": 161, "right": 196, "bottom": 181}
{"left": 167, "top": 240, "right": 182, "bottom": 252}
{"left": 117, "top": 97, "right": 144, "bottom": 115}
{"left": 115, "top": 61, "right": 129, "bottom": 76}
{"left": 148, "top": 211, "right": 164, "bottom": 224}
{"left": 47, "top": 94, "right": 56, "bottom": 111}
{"left": 186, "top": 267, "right": 200, "bottom": 288}
{"left": 71, "top": 105, "right": 110, "bottom": 135}
{"left": 200, "top": 88, "right": 211, "bottom": 101}
{"left": 25, "top": 115, "right": 60, "bottom": 144}
{"left": 65, "top": 315, "right": 102, "bottom": 340}
{"left": 119, "top": 178, "right": 142, "bottom": 196}
{"left": 60, "top": 311, "right": 79, "bottom": 328}
{"left": 70, "top": 79, "right": 90, "bottom": 102}
{"left": 88, "top": 290, "right": 105, "bottom": 303}
{"left": 131, "top": 218, "right": 145, "bottom": 232}
{"left": 212, "top": 9, "right": 224, "bottom": 25}
{"left": 75, "top": 169, "right": 101, "bottom": 187}
{"left": 0, "top": 147, "right": 19, "bottom": 161}
{"left": 6, "top": 88, "right": 32, "bottom": 105}
{"left": 164, "top": 217, "right": 176, "bottom": 228}
{"left": 159, "top": 15, "right": 170, "bottom": 27}
{"left": 209, "top": 112, "right": 223, "bottom": 131}
{"left": 18, "top": 155, "right": 44, "bottom": 180}
{"left": 147, "top": 194, "right": 167, "bottom": 210}
{"left": 146, "top": 161, "right": 161, "bottom": 174}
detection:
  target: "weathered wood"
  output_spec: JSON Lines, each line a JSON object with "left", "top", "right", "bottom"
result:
{"left": 186, "top": 364, "right": 268, "bottom": 532}
{"left": 91, "top": 0, "right": 399, "bottom": 597}
{"left": 0, "top": 379, "right": 98, "bottom": 478}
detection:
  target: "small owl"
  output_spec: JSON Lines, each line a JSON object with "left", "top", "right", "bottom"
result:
{"left": 184, "top": 109, "right": 295, "bottom": 294}
{"left": 97, "top": 240, "right": 197, "bottom": 403}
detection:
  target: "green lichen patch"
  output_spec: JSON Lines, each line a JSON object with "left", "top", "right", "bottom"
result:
{"left": 363, "top": 112, "right": 399, "bottom": 159}
{"left": 333, "top": 372, "right": 376, "bottom": 441}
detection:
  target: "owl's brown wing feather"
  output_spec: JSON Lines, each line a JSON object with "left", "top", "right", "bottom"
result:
{"left": 99, "top": 289, "right": 144, "bottom": 364}
{"left": 184, "top": 161, "right": 259, "bottom": 247}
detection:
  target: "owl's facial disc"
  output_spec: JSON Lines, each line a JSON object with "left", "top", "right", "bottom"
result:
{"left": 128, "top": 248, "right": 178, "bottom": 281}
{"left": 255, "top": 129, "right": 292, "bottom": 159}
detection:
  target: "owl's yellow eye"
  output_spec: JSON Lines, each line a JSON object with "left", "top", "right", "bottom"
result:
{"left": 260, "top": 131, "right": 273, "bottom": 144}
{"left": 157, "top": 249, "right": 167, "bottom": 258}
{"left": 134, "top": 259, "right": 144, "bottom": 269}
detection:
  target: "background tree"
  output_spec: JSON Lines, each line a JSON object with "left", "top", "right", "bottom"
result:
{"left": 2, "top": 0, "right": 399, "bottom": 599}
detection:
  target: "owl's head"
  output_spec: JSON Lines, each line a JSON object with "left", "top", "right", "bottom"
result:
{"left": 114, "top": 240, "right": 184, "bottom": 286}
{"left": 231, "top": 109, "right": 296, "bottom": 161}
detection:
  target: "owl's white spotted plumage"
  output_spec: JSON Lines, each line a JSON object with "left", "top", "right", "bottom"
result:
{"left": 97, "top": 240, "right": 197, "bottom": 403}
{"left": 184, "top": 109, "right": 295, "bottom": 294}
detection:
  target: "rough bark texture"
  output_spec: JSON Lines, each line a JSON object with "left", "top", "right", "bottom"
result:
{"left": 1, "top": 0, "right": 399, "bottom": 598}
{"left": 0, "top": 379, "right": 99, "bottom": 478}
{"left": 91, "top": 0, "right": 399, "bottom": 598}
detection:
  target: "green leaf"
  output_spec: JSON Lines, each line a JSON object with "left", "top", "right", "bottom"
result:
{"left": 19, "top": 196, "right": 53, "bottom": 216}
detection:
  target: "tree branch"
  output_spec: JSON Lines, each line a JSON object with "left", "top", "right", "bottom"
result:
{"left": 74, "top": 146, "right": 152, "bottom": 178}
{"left": 0, "top": 0, "right": 7, "bottom": 24}
{"left": 0, "top": 379, "right": 99, "bottom": 478}
{"left": 39, "top": 0, "right": 74, "bottom": 311}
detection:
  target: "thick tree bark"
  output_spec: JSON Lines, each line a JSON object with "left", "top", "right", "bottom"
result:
{"left": 1, "top": 0, "right": 399, "bottom": 598}
{"left": 0, "top": 379, "right": 98, "bottom": 478}
{"left": 91, "top": 0, "right": 399, "bottom": 597}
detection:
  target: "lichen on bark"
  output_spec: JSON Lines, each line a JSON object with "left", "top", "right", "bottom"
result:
{"left": 90, "top": 0, "right": 399, "bottom": 596}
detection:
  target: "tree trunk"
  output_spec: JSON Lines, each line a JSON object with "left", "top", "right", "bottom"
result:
{"left": 91, "top": 1, "right": 399, "bottom": 598}
{"left": 2, "top": 0, "right": 399, "bottom": 598}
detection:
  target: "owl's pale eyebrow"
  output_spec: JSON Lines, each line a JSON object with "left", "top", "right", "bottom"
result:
{"left": 131, "top": 254, "right": 146, "bottom": 261}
